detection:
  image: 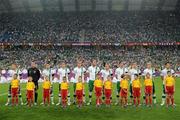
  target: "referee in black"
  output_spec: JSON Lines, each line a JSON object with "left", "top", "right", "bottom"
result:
{"left": 28, "top": 61, "right": 40, "bottom": 105}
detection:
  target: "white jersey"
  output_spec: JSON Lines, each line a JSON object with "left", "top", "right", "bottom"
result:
{"left": 115, "top": 67, "right": 128, "bottom": 82}
{"left": 42, "top": 68, "right": 56, "bottom": 82}
{"left": 1, "top": 69, "right": 7, "bottom": 83}
{"left": 161, "top": 68, "right": 175, "bottom": 84}
{"left": 21, "top": 68, "right": 28, "bottom": 83}
{"left": 73, "top": 67, "right": 86, "bottom": 83}
{"left": 57, "top": 68, "right": 70, "bottom": 83}
{"left": 87, "top": 66, "right": 100, "bottom": 81}
{"left": 100, "top": 69, "right": 113, "bottom": 81}
{"left": 7, "top": 69, "right": 22, "bottom": 81}
{"left": 143, "top": 68, "right": 155, "bottom": 79}
{"left": 128, "top": 68, "right": 139, "bottom": 83}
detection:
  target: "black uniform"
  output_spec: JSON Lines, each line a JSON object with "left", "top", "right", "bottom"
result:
{"left": 28, "top": 67, "right": 40, "bottom": 103}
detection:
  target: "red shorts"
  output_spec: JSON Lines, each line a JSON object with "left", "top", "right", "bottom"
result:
{"left": 145, "top": 86, "right": 152, "bottom": 95}
{"left": 166, "top": 86, "right": 174, "bottom": 95}
{"left": 133, "top": 88, "right": 141, "bottom": 97}
{"left": 104, "top": 89, "right": 112, "bottom": 98}
{"left": 95, "top": 87, "right": 102, "bottom": 97}
{"left": 27, "top": 90, "right": 34, "bottom": 100}
{"left": 43, "top": 89, "right": 50, "bottom": 98}
{"left": 11, "top": 88, "right": 18, "bottom": 97}
{"left": 76, "top": 90, "right": 83, "bottom": 100}
{"left": 61, "top": 89, "right": 68, "bottom": 99}
{"left": 120, "top": 89, "right": 128, "bottom": 97}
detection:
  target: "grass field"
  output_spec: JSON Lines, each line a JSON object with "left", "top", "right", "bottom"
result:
{"left": 0, "top": 77, "right": 180, "bottom": 120}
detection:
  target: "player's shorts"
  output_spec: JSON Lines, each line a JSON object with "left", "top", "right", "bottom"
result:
{"left": 73, "top": 83, "right": 76, "bottom": 93}
{"left": 104, "top": 89, "right": 112, "bottom": 98}
{"left": 76, "top": 90, "right": 83, "bottom": 100}
{"left": 43, "top": 89, "right": 50, "bottom": 98}
{"left": 120, "top": 88, "right": 128, "bottom": 97}
{"left": 117, "top": 81, "right": 121, "bottom": 93}
{"left": 133, "top": 88, "right": 141, "bottom": 98}
{"left": 89, "top": 80, "right": 94, "bottom": 92}
{"left": 145, "top": 86, "right": 153, "bottom": 95}
{"left": 95, "top": 87, "right": 102, "bottom": 97}
{"left": 166, "top": 86, "right": 174, "bottom": 95}
{"left": 27, "top": 90, "right": 34, "bottom": 100}
{"left": 61, "top": 89, "right": 68, "bottom": 100}
{"left": 11, "top": 88, "right": 18, "bottom": 97}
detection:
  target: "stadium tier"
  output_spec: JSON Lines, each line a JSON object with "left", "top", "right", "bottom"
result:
{"left": 0, "top": 11, "right": 180, "bottom": 43}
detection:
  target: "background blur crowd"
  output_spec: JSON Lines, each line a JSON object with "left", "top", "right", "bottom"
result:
{"left": 0, "top": 11, "right": 179, "bottom": 43}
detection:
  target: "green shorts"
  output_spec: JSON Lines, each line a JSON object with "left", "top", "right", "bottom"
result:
{"left": 73, "top": 83, "right": 76, "bottom": 92}
{"left": 117, "top": 81, "right": 121, "bottom": 93}
{"left": 89, "top": 80, "right": 94, "bottom": 92}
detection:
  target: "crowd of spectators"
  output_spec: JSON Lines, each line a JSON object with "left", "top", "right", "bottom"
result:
{"left": 0, "top": 11, "right": 179, "bottom": 43}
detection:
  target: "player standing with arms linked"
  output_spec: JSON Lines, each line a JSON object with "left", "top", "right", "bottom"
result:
{"left": 87, "top": 59, "right": 100, "bottom": 105}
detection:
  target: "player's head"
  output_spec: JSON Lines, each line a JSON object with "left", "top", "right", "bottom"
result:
{"left": 92, "top": 59, "right": 97, "bottom": 66}
{"left": 105, "top": 63, "right": 110, "bottom": 70}
{"left": 96, "top": 73, "right": 101, "bottom": 80}
{"left": 11, "top": 63, "right": 17, "bottom": 70}
{"left": 78, "top": 76, "right": 82, "bottom": 82}
{"left": 13, "top": 74, "right": 18, "bottom": 79}
{"left": 63, "top": 76, "right": 67, "bottom": 82}
{"left": 31, "top": 61, "right": 36, "bottom": 68}
{"left": 28, "top": 76, "right": 33, "bottom": 82}
{"left": 119, "top": 61, "right": 124, "bottom": 68}
{"left": 121, "top": 74, "right": 125, "bottom": 79}
{"left": 61, "top": 61, "right": 66, "bottom": 68}
{"left": 45, "top": 63, "right": 51, "bottom": 69}
{"left": 134, "top": 74, "right": 139, "bottom": 80}
{"left": 146, "top": 72, "right": 151, "bottom": 79}
{"left": 165, "top": 62, "right": 171, "bottom": 69}
{"left": 131, "top": 62, "right": 137, "bottom": 69}
{"left": 107, "top": 75, "right": 111, "bottom": 81}
{"left": 167, "top": 71, "right": 171, "bottom": 76}
{"left": 77, "top": 60, "right": 82, "bottom": 67}
{"left": 45, "top": 76, "right": 49, "bottom": 81}
{"left": 146, "top": 62, "right": 152, "bottom": 69}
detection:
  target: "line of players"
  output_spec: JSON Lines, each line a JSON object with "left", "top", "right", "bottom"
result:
{"left": 2, "top": 60, "right": 176, "bottom": 107}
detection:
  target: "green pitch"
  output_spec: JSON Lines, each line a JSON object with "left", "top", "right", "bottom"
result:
{"left": 0, "top": 77, "right": 180, "bottom": 120}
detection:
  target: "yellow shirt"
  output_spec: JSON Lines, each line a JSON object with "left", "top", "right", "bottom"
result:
{"left": 132, "top": 79, "right": 141, "bottom": 88}
{"left": 76, "top": 82, "right": 83, "bottom": 90}
{"left": 120, "top": 79, "right": 128, "bottom": 89}
{"left": 11, "top": 79, "right": 19, "bottom": 88}
{"left": 144, "top": 78, "right": 153, "bottom": 86}
{"left": 94, "top": 79, "right": 103, "bottom": 88}
{"left": 61, "top": 82, "right": 68, "bottom": 90}
{"left": 26, "top": 82, "right": 35, "bottom": 91}
{"left": 165, "top": 76, "right": 175, "bottom": 87}
{"left": 42, "top": 81, "right": 51, "bottom": 89}
{"left": 104, "top": 80, "right": 112, "bottom": 89}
